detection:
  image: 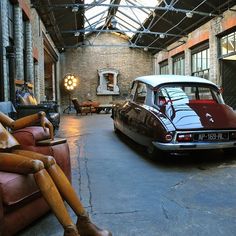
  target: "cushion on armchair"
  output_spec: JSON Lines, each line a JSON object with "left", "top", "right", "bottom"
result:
{"left": 0, "top": 172, "right": 39, "bottom": 207}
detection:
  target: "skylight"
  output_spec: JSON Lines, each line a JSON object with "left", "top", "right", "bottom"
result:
{"left": 84, "top": 0, "right": 161, "bottom": 37}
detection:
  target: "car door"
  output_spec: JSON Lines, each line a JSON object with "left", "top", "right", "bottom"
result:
{"left": 126, "top": 82, "right": 149, "bottom": 145}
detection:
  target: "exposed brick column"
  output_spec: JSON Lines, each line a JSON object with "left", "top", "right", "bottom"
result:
{"left": 14, "top": 4, "right": 24, "bottom": 81}
{"left": 1, "top": 0, "right": 10, "bottom": 100}
{"left": 168, "top": 57, "right": 173, "bottom": 75}
{"left": 209, "top": 17, "right": 222, "bottom": 85}
{"left": 34, "top": 61, "right": 40, "bottom": 102}
{"left": 185, "top": 49, "right": 192, "bottom": 76}
{"left": 25, "top": 21, "right": 34, "bottom": 83}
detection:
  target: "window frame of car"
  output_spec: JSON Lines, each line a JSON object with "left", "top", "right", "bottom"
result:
{"left": 153, "top": 82, "right": 224, "bottom": 106}
{"left": 133, "top": 82, "right": 147, "bottom": 105}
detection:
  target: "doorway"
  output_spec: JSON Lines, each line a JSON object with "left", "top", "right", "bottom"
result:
{"left": 221, "top": 56, "right": 236, "bottom": 109}
{"left": 44, "top": 50, "right": 54, "bottom": 101}
{"left": 43, "top": 34, "right": 58, "bottom": 102}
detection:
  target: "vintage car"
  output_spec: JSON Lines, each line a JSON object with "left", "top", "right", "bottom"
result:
{"left": 111, "top": 75, "right": 236, "bottom": 156}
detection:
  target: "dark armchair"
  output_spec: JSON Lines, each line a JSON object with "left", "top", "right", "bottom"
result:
{"left": 16, "top": 89, "right": 60, "bottom": 130}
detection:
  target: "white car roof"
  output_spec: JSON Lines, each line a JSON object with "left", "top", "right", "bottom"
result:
{"left": 134, "top": 75, "right": 218, "bottom": 88}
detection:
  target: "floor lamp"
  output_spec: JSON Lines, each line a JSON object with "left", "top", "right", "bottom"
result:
{"left": 63, "top": 74, "right": 77, "bottom": 114}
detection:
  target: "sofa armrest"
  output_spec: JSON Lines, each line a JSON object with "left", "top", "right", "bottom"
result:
{"left": 12, "top": 127, "right": 51, "bottom": 146}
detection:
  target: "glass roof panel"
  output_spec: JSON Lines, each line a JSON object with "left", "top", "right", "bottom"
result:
{"left": 84, "top": 0, "right": 161, "bottom": 37}
{"left": 114, "top": 0, "right": 158, "bottom": 37}
{"left": 84, "top": 0, "right": 110, "bottom": 30}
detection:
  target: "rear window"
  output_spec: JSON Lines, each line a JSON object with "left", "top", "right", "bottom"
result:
{"left": 154, "top": 83, "right": 224, "bottom": 106}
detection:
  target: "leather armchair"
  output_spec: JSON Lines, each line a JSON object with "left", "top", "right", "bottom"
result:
{"left": 0, "top": 127, "right": 71, "bottom": 235}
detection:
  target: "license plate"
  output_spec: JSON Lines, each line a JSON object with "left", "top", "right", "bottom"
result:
{"left": 198, "top": 132, "right": 228, "bottom": 141}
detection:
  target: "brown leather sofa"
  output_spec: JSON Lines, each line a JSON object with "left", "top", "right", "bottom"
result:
{"left": 0, "top": 126, "right": 71, "bottom": 236}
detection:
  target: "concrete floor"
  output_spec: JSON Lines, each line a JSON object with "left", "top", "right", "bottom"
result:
{"left": 19, "top": 113, "right": 236, "bottom": 236}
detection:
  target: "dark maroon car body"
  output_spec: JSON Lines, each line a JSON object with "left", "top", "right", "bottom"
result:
{"left": 112, "top": 75, "right": 236, "bottom": 154}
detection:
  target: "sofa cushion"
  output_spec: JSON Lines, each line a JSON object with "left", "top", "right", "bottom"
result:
{"left": 12, "top": 127, "right": 50, "bottom": 146}
{"left": 0, "top": 171, "right": 39, "bottom": 206}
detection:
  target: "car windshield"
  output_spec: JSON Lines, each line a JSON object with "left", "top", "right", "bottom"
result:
{"left": 154, "top": 83, "right": 224, "bottom": 106}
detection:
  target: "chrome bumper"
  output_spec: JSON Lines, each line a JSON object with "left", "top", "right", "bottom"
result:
{"left": 152, "top": 140, "right": 236, "bottom": 151}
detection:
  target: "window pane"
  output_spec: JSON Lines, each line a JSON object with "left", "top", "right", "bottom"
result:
{"left": 196, "top": 52, "right": 202, "bottom": 71}
{"left": 228, "top": 33, "right": 235, "bottom": 54}
{"left": 192, "top": 53, "right": 196, "bottom": 72}
{"left": 221, "top": 36, "right": 228, "bottom": 55}
{"left": 202, "top": 50, "right": 207, "bottom": 69}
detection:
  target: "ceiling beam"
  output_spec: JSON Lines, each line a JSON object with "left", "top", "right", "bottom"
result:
{"left": 61, "top": 28, "right": 187, "bottom": 38}
{"left": 40, "top": 3, "right": 219, "bottom": 17}
{"left": 104, "top": 0, "right": 121, "bottom": 28}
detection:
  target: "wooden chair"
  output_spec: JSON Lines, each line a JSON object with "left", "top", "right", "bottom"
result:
{"left": 71, "top": 98, "right": 91, "bottom": 115}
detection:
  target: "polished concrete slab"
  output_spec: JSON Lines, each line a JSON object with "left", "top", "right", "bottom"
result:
{"left": 19, "top": 113, "right": 236, "bottom": 236}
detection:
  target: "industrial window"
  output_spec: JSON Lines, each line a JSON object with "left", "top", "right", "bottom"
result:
{"left": 159, "top": 60, "right": 168, "bottom": 74}
{"left": 191, "top": 43, "right": 210, "bottom": 79}
{"left": 220, "top": 30, "right": 236, "bottom": 57}
{"left": 173, "top": 54, "right": 185, "bottom": 75}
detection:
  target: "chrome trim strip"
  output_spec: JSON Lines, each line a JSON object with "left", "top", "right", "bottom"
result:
{"left": 153, "top": 140, "right": 236, "bottom": 151}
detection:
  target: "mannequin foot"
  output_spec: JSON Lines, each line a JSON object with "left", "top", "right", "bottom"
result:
{"left": 76, "top": 214, "right": 112, "bottom": 236}
{"left": 64, "top": 225, "right": 80, "bottom": 236}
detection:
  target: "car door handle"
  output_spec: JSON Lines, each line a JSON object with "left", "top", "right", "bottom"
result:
{"left": 134, "top": 107, "right": 141, "bottom": 112}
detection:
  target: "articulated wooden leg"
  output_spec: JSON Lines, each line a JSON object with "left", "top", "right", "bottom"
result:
{"left": 47, "top": 164, "right": 112, "bottom": 236}
{"left": 34, "top": 169, "right": 79, "bottom": 235}
{"left": 34, "top": 169, "right": 72, "bottom": 226}
{"left": 47, "top": 164, "right": 86, "bottom": 216}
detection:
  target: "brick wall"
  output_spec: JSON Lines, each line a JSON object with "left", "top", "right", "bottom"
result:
{"left": 60, "top": 33, "right": 154, "bottom": 108}
{"left": 154, "top": 8, "right": 236, "bottom": 86}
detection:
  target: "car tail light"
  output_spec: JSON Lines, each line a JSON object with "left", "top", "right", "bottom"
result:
{"left": 229, "top": 132, "right": 236, "bottom": 140}
{"left": 165, "top": 133, "right": 173, "bottom": 142}
{"left": 177, "top": 134, "right": 193, "bottom": 142}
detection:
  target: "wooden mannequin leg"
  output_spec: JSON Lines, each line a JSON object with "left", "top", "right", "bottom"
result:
{"left": 34, "top": 169, "right": 75, "bottom": 227}
{"left": 13, "top": 149, "right": 86, "bottom": 216}
{"left": 0, "top": 152, "right": 74, "bottom": 229}
{"left": 47, "top": 164, "right": 87, "bottom": 216}
{"left": 0, "top": 152, "right": 44, "bottom": 174}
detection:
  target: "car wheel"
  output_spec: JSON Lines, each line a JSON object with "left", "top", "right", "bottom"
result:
{"left": 113, "top": 123, "right": 120, "bottom": 134}
{"left": 147, "top": 144, "right": 164, "bottom": 160}
{"left": 223, "top": 148, "right": 236, "bottom": 156}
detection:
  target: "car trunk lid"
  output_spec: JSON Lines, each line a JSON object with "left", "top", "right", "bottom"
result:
{"left": 162, "top": 103, "right": 236, "bottom": 130}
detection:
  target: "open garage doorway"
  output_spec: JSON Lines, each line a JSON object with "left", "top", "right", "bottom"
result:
{"left": 43, "top": 35, "right": 58, "bottom": 102}
{"left": 220, "top": 56, "right": 236, "bottom": 110}
{"left": 219, "top": 29, "right": 236, "bottom": 109}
